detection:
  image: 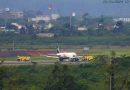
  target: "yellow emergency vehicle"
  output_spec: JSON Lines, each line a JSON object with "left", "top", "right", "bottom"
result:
{"left": 17, "top": 56, "right": 30, "bottom": 61}
{"left": 81, "top": 55, "right": 94, "bottom": 61}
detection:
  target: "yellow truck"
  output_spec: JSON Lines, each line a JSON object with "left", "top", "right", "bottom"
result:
{"left": 17, "top": 56, "right": 30, "bottom": 61}
{"left": 81, "top": 55, "right": 94, "bottom": 61}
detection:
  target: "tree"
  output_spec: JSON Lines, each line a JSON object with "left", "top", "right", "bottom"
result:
{"left": 94, "top": 53, "right": 116, "bottom": 90}
{"left": 113, "top": 21, "right": 124, "bottom": 33}
{"left": 0, "top": 67, "right": 8, "bottom": 89}
{"left": 116, "top": 56, "right": 130, "bottom": 90}
{"left": 82, "top": 13, "right": 89, "bottom": 25}
{"left": 44, "top": 63, "right": 80, "bottom": 90}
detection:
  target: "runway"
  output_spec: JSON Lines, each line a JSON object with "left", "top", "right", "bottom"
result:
{"left": 0, "top": 60, "right": 88, "bottom": 66}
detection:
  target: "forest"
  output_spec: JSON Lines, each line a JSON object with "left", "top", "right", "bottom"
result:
{"left": 0, "top": 54, "right": 130, "bottom": 90}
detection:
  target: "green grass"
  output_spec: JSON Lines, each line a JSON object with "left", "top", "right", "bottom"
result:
{"left": 0, "top": 57, "right": 16, "bottom": 61}
{"left": 0, "top": 56, "right": 58, "bottom": 61}
{"left": 87, "top": 48, "right": 130, "bottom": 56}
{"left": 0, "top": 45, "right": 130, "bottom": 61}
{"left": 77, "top": 46, "right": 130, "bottom": 56}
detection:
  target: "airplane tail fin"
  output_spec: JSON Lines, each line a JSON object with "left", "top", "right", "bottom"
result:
{"left": 57, "top": 46, "right": 60, "bottom": 53}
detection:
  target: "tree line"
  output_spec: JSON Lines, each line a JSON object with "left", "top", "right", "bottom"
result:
{"left": 0, "top": 54, "right": 130, "bottom": 90}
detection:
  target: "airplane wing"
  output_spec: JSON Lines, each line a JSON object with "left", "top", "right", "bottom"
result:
{"left": 44, "top": 55, "right": 59, "bottom": 58}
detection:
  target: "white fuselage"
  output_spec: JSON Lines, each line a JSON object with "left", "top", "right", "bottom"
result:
{"left": 56, "top": 52, "right": 77, "bottom": 59}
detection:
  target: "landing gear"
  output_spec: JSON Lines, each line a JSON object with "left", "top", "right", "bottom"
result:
{"left": 59, "top": 58, "right": 79, "bottom": 62}
{"left": 70, "top": 58, "right": 79, "bottom": 62}
{"left": 59, "top": 58, "right": 64, "bottom": 62}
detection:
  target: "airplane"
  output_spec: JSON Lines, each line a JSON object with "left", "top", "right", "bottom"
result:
{"left": 46, "top": 46, "right": 80, "bottom": 62}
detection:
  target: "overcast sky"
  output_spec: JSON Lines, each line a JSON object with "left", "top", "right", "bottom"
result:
{"left": 0, "top": 0, "right": 130, "bottom": 16}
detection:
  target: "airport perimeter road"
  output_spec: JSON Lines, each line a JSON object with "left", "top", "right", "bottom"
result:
{"left": 0, "top": 60, "right": 88, "bottom": 66}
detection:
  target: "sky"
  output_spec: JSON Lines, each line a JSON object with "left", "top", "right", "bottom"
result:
{"left": 0, "top": 0, "right": 130, "bottom": 17}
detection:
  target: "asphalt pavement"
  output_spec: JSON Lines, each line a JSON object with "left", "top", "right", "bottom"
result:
{"left": 0, "top": 60, "right": 88, "bottom": 66}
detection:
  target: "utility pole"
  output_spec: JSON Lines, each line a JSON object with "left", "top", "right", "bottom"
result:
{"left": 69, "top": 12, "right": 76, "bottom": 29}
{"left": 4, "top": 18, "right": 7, "bottom": 30}
{"left": 69, "top": 15, "right": 72, "bottom": 29}
{"left": 4, "top": 8, "right": 10, "bottom": 30}
{"left": 109, "top": 51, "right": 116, "bottom": 90}
{"left": 12, "top": 40, "right": 15, "bottom": 51}
{"left": 109, "top": 58, "right": 115, "bottom": 90}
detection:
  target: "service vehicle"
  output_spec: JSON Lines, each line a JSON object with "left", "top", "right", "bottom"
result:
{"left": 17, "top": 56, "right": 30, "bottom": 61}
{"left": 81, "top": 55, "right": 94, "bottom": 61}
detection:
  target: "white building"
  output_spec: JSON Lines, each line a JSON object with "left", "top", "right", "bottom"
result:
{"left": 10, "top": 11, "right": 24, "bottom": 19}
{"left": 51, "top": 13, "right": 60, "bottom": 20}
{"left": 44, "top": 23, "right": 53, "bottom": 30}
{"left": 78, "top": 26, "right": 88, "bottom": 31}
{"left": 0, "top": 8, "right": 23, "bottom": 19}
{"left": 113, "top": 18, "right": 130, "bottom": 23}
{"left": 36, "top": 33, "right": 54, "bottom": 38}
{"left": 29, "top": 15, "right": 51, "bottom": 22}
